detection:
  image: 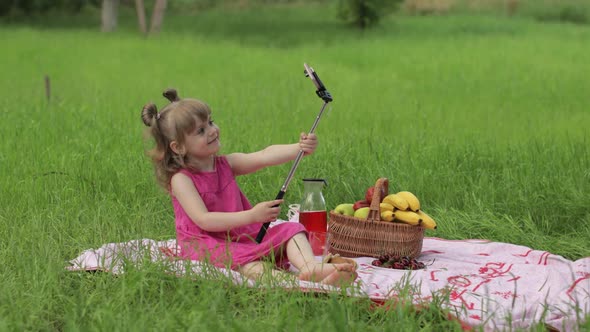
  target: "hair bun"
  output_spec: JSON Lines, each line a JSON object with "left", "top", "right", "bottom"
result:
{"left": 141, "top": 103, "right": 158, "bottom": 127}
{"left": 163, "top": 88, "right": 180, "bottom": 102}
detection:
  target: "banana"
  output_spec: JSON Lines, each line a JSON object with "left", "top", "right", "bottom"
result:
{"left": 382, "top": 194, "right": 409, "bottom": 211}
{"left": 379, "top": 202, "right": 394, "bottom": 213}
{"left": 380, "top": 210, "right": 395, "bottom": 222}
{"left": 394, "top": 210, "right": 422, "bottom": 226}
{"left": 396, "top": 191, "right": 420, "bottom": 211}
{"left": 417, "top": 210, "right": 437, "bottom": 230}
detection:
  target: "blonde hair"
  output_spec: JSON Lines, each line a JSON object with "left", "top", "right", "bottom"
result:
{"left": 141, "top": 88, "right": 211, "bottom": 189}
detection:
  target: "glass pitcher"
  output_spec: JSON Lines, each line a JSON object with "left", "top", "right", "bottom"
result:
{"left": 299, "top": 178, "right": 327, "bottom": 255}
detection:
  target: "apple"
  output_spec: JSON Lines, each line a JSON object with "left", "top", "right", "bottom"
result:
{"left": 353, "top": 199, "right": 370, "bottom": 211}
{"left": 365, "top": 186, "right": 386, "bottom": 204}
{"left": 333, "top": 203, "right": 354, "bottom": 216}
{"left": 365, "top": 186, "right": 375, "bottom": 204}
{"left": 353, "top": 207, "right": 371, "bottom": 219}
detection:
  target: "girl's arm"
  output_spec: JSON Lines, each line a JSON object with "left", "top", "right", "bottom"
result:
{"left": 171, "top": 172, "right": 283, "bottom": 232}
{"left": 226, "top": 133, "right": 317, "bottom": 176}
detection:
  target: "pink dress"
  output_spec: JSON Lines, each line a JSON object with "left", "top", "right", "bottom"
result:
{"left": 172, "top": 156, "right": 307, "bottom": 270}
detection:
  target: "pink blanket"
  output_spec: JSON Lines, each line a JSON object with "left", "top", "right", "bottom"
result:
{"left": 67, "top": 226, "right": 589, "bottom": 331}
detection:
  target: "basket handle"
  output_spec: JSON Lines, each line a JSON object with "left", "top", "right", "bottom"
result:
{"left": 367, "top": 177, "right": 388, "bottom": 222}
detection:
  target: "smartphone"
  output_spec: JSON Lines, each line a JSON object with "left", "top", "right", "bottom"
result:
{"left": 304, "top": 63, "right": 322, "bottom": 91}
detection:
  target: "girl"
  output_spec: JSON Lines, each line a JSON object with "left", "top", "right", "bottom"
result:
{"left": 141, "top": 88, "right": 357, "bottom": 286}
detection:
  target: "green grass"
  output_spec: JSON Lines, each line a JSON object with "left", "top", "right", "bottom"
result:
{"left": 0, "top": 3, "right": 589, "bottom": 331}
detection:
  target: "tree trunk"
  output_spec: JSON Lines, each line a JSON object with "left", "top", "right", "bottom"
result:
{"left": 506, "top": 0, "right": 519, "bottom": 16}
{"left": 149, "top": 0, "right": 167, "bottom": 35}
{"left": 101, "top": 0, "right": 119, "bottom": 32}
{"left": 135, "top": 0, "right": 147, "bottom": 35}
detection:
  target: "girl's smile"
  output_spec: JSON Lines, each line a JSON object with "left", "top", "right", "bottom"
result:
{"left": 208, "top": 136, "right": 219, "bottom": 144}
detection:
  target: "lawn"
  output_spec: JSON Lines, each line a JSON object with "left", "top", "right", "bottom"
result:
{"left": 0, "top": 3, "right": 588, "bottom": 331}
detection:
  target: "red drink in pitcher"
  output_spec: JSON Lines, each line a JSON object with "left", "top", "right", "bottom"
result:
{"left": 299, "top": 210, "right": 327, "bottom": 255}
{"left": 299, "top": 210, "right": 327, "bottom": 233}
{"left": 299, "top": 178, "right": 328, "bottom": 256}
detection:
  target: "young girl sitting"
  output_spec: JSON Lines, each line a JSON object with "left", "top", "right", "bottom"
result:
{"left": 141, "top": 88, "right": 357, "bottom": 286}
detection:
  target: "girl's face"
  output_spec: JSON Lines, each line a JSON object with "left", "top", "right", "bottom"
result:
{"left": 183, "top": 115, "right": 220, "bottom": 161}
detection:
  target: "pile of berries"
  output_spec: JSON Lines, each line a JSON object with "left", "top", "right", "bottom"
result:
{"left": 371, "top": 255, "right": 426, "bottom": 270}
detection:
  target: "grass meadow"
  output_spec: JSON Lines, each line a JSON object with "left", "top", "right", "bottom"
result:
{"left": 0, "top": 2, "right": 589, "bottom": 331}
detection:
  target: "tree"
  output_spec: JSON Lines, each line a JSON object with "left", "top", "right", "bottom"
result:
{"left": 101, "top": 0, "right": 119, "bottom": 32}
{"left": 133, "top": 0, "right": 167, "bottom": 36}
{"left": 102, "top": 0, "right": 167, "bottom": 35}
{"left": 149, "top": 0, "right": 167, "bottom": 35}
{"left": 337, "top": 0, "right": 402, "bottom": 29}
{"left": 135, "top": 0, "right": 147, "bottom": 35}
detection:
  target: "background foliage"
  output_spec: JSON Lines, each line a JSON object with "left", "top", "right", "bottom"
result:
{"left": 1, "top": 0, "right": 589, "bottom": 26}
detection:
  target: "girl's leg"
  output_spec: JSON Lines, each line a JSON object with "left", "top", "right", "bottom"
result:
{"left": 286, "top": 232, "right": 357, "bottom": 286}
{"left": 239, "top": 261, "right": 266, "bottom": 280}
{"left": 239, "top": 261, "right": 296, "bottom": 283}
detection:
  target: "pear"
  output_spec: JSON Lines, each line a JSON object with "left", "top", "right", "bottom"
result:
{"left": 333, "top": 203, "right": 354, "bottom": 216}
{"left": 353, "top": 207, "right": 371, "bottom": 220}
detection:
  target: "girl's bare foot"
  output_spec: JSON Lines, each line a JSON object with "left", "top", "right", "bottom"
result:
{"left": 298, "top": 262, "right": 357, "bottom": 286}
{"left": 323, "top": 254, "right": 359, "bottom": 270}
{"left": 321, "top": 269, "right": 358, "bottom": 287}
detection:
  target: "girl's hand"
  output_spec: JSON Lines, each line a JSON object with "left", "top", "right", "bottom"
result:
{"left": 251, "top": 199, "right": 284, "bottom": 223}
{"left": 299, "top": 133, "right": 318, "bottom": 156}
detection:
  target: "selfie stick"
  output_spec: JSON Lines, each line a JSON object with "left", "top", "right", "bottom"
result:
{"left": 255, "top": 63, "right": 333, "bottom": 243}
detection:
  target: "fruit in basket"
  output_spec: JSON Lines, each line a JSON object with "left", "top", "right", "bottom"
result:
{"left": 417, "top": 210, "right": 437, "bottom": 230}
{"left": 394, "top": 210, "right": 423, "bottom": 226}
{"left": 382, "top": 194, "right": 409, "bottom": 211}
{"left": 365, "top": 186, "right": 375, "bottom": 204}
{"left": 353, "top": 207, "right": 370, "bottom": 219}
{"left": 365, "top": 185, "right": 385, "bottom": 204}
{"left": 396, "top": 191, "right": 421, "bottom": 211}
{"left": 380, "top": 210, "right": 395, "bottom": 222}
{"left": 333, "top": 203, "right": 354, "bottom": 216}
{"left": 379, "top": 202, "right": 394, "bottom": 213}
{"left": 353, "top": 199, "right": 370, "bottom": 211}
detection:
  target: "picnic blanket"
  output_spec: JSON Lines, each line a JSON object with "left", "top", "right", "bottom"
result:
{"left": 67, "top": 221, "right": 589, "bottom": 332}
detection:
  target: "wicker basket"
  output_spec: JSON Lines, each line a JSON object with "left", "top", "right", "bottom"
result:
{"left": 327, "top": 178, "right": 425, "bottom": 259}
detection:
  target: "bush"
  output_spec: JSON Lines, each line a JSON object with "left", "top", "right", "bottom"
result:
{"left": 0, "top": 0, "right": 15, "bottom": 16}
{"left": 535, "top": 5, "right": 589, "bottom": 25}
{"left": 14, "top": 0, "right": 53, "bottom": 13}
{"left": 0, "top": 0, "right": 99, "bottom": 16}
{"left": 337, "top": 0, "right": 403, "bottom": 29}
